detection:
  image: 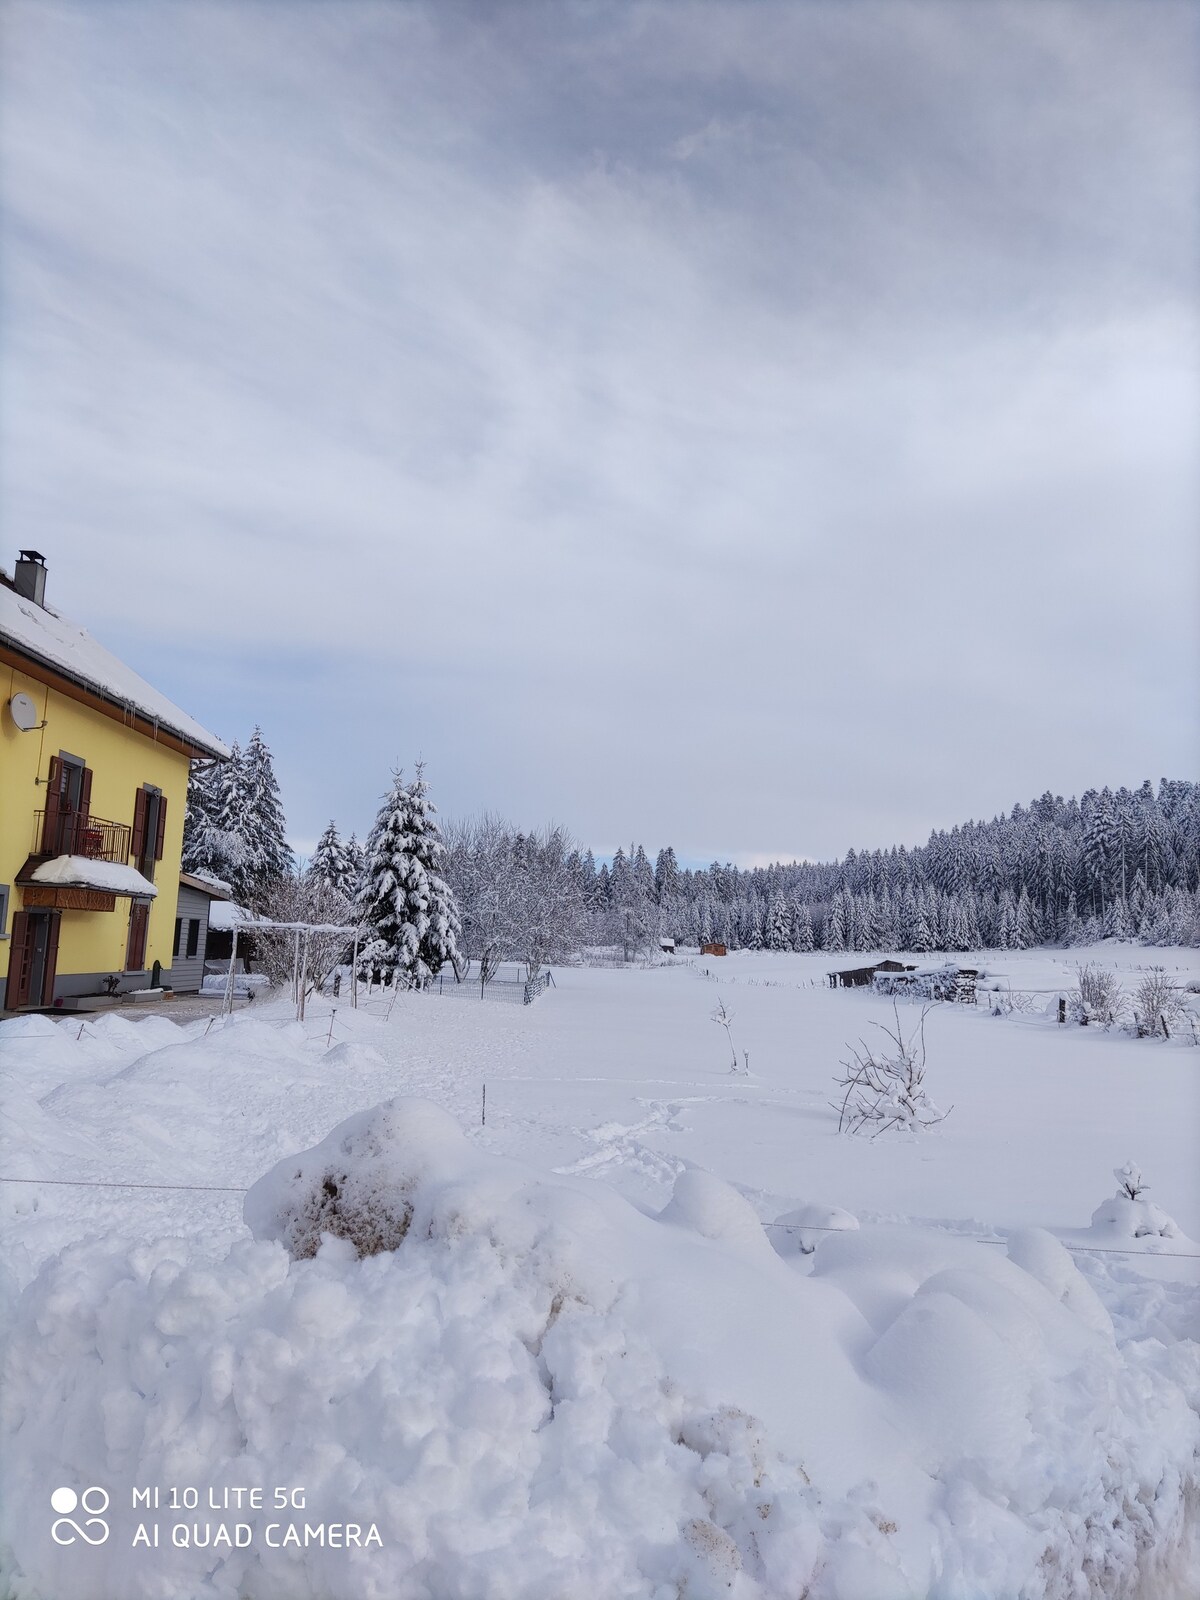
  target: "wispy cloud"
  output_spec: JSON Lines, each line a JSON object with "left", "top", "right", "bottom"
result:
{"left": 3, "top": 1, "right": 1196, "bottom": 858}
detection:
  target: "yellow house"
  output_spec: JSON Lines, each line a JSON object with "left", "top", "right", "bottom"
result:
{"left": 1, "top": 550, "right": 229, "bottom": 1011}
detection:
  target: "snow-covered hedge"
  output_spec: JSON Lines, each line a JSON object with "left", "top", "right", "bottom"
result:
{"left": 2, "top": 1101, "right": 1198, "bottom": 1600}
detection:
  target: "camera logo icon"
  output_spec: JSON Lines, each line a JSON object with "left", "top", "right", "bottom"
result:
{"left": 51, "top": 1486, "right": 110, "bottom": 1546}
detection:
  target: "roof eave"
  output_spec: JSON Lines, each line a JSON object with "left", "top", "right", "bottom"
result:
{"left": 0, "top": 635, "right": 229, "bottom": 761}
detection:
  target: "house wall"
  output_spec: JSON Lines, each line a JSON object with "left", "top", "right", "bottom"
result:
{"left": 1, "top": 661, "right": 190, "bottom": 1001}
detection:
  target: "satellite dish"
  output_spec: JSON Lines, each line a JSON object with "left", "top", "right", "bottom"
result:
{"left": 8, "top": 692, "right": 38, "bottom": 731}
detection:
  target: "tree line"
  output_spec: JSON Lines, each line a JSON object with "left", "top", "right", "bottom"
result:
{"left": 184, "top": 758, "right": 1200, "bottom": 994}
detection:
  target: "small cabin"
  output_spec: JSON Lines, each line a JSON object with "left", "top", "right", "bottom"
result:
{"left": 658, "top": 937, "right": 676, "bottom": 954}
{"left": 828, "top": 959, "right": 915, "bottom": 990}
{"left": 701, "top": 942, "right": 727, "bottom": 957}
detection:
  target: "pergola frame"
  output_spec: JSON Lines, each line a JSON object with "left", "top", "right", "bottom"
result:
{"left": 222, "top": 920, "right": 361, "bottom": 1020}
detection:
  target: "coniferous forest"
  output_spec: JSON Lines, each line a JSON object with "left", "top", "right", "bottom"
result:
{"left": 576, "top": 779, "right": 1200, "bottom": 955}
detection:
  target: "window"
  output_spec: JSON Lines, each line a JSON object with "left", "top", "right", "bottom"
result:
{"left": 42, "top": 754, "right": 93, "bottom": 854}
{"left": 0, "top": 884, "right": 9, "bottom": 938}
{"left": 131, "top": 786, "right": 167, "bottom": 882}
{"left": 173, "top": 918, "right": 183, "bottom": 958}
{"left": 186, "top": 919, "right": 201, "bottom": 958}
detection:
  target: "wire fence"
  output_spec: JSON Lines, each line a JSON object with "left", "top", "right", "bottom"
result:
{"left": 2, "top": 1173, "right": 1196, "bottom": 1261}
{"left": 430, "top": 969, "right": 554, "bottom": 1005}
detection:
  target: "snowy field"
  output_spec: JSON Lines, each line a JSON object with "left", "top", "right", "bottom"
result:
{"left": 2, "top": 943, "right": 1198, "bottom": 1599}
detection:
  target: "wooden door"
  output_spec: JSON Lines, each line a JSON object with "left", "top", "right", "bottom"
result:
{"left": 4, "top": 911, "right": 59, "bottom": 1007}
{"left": 5, "top": 911, "right": 32, "bottom": 1007}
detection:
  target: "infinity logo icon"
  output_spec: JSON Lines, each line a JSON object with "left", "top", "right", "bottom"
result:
{"left": 51, "top": 1486, "right": 110, "bottom": 1546}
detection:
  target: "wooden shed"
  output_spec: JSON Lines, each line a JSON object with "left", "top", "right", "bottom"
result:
{"left": 170, "top": 873, "right": 232, "bottom": 993}
{"left": 828, "top": 958, "right": 916, "bottom": 990}
{"left": 701, "top": 942, "right": 727, "bottom": 957}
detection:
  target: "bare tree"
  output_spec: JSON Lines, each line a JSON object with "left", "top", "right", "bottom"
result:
{"left": 251, "top": 876, "right": 357, "bottom": 998}
{"left": 443, "top": 813, "right": 520, "bottom": 990}
{"left": 510, "top": 825, "right": 589, "bottom": 979}
{"left": 711, "top": 997, "right": 743, "bottom": 1073}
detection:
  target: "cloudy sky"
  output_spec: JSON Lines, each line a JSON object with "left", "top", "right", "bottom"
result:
{"left": 2, "top": 1, "right": 1197, "bottom": 865}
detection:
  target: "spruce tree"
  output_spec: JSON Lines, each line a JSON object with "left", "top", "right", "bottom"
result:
{"left": 181, "top": 760, "right": 233, "bottom": 883}
{"left": 356, "top": 765, "right": 461, "bottom": 987}
{"left": 308, "top": 820, "right": 360, "bottom": 900}
{"left": 241, "top": 727, "right": 293, "bottom": 891}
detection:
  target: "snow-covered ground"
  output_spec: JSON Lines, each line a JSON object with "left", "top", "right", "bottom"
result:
{"left": 2, "top": 944, "right": 1198, "bottom": 1598}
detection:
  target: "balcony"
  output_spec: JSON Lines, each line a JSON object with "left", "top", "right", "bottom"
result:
{"left": 32, "top": 810, "right": 132, "bottom": 864}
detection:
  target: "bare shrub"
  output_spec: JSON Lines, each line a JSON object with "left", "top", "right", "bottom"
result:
{"left": 1067, "top": 964, "right": 1127, "bottom": 1029}
{"left": 1132, "top": 968, "right": 1185, "bottom": 1038}
{"left": 988, "top": 985, "right": 1036, "bottom": 1017}
{"left": 833, "top": 1005, "right": 950, "bottom": 1136}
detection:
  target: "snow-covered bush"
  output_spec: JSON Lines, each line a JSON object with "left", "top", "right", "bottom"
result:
{"left": 1067, "top": 963, "right": 1127, "bottom": 1028}
{"left": 833, "top": 1006, "right": 949, "bottom": 1135}
{"left": 1131, "top": 967, "right": 1185, "bottom": 1037}
{"left": 1089, "top": 1163, "right": 1180, "bottom": 1241}
{"left": 243, "top": 1100, "right": 451, "bottom": 1258}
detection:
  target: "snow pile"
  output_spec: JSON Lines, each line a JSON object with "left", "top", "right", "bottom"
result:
{"left": 199, "top": 971, "right": 271, "bottom": 996}
{"left": 29, "top": 856, "right": 158, "bottom": 898}
{"left": 3, "top": 1100, "right": 1198, "bottom": 1600}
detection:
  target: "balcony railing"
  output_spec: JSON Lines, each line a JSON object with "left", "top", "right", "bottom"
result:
{"left": 32, "top": 810, "right": 133, "bottom": 864}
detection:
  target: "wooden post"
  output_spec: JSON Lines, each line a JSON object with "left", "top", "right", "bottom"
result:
{"left": 224, "top": 927, "right": 239, "bottom": 1015}
{"left": 291, "top": 929, "right": 302, "bottom": 1003}
{"left": 351, "top": 933, "right": 359, "bottom": 1009}
{"left": 297, "top": 928, "right": 310, "bottom": 1022}
{"left": 1058, "top": 996, "right": 1066, "bottom": 1024}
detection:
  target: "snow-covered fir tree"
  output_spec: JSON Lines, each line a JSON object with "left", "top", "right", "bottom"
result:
{"left": 356, "top": 765, "right": 461, "bottom": 987}
{"left": 241, "top": 727, "right": 293, "bottom": 892}
{"left": 307, "top": 820, "right": 361, "bottom": 900}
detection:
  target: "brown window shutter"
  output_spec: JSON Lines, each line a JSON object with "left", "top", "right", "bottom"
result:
{"left": 79, "top": 766, "right": 93, "bottom": 821}
{"left": 131, "top": 787, "right": 149, "bottom": 863}
{"left": 42, "top": 913, "right": 61, "bottom": 1003}
{"left": 154, "top": 794, "right": 168, "bottom": 861}
{"left": 42, "top": 757, "right": 62, "bottom": 852}
{"left": 5, "top": 912, "right": 30, "bottom": 1008}
{"left": 125, "top": 902, "right": 149, "bottom": 972}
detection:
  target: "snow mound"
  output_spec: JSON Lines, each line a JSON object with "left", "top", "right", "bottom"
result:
{"left": 0, "top": 1015, "right": 60, "bottom": 1041}
{"left": 1084, "top": 1165, "right": 1193, "bottom": 1251}
{"left": 2, "top": 1100, "right": 1198, "bottom": 1600}
{"left": 773, "top": 1201, "right": 860, "bottom": 1256}
{"left": 658, "top": 1168, "right": 778, "bottom": 1260}
{"left": 245, "top": 1098, "right": 468, "bottom": 1259}
{"left": 1006, "top": 1227, "right": 1114, "bottom": 1339}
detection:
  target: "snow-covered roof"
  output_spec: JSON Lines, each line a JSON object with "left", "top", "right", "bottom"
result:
{"left": 207, "top": 900, "right": 253, "bottom": 930}
{"left": 29, "top": 856, "right": 159, "bottom": 898}
{"left": 179, "top": 870, "right": 233, "bottom": 899}
{"left": 0, "top": 583, "right": 229, "bottom": 758}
